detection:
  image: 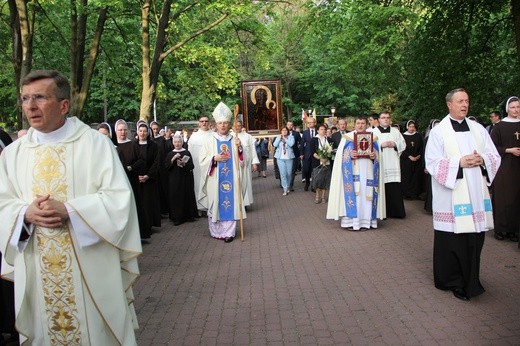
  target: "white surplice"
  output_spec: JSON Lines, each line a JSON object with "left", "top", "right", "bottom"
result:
{"left": 425, "top": 115, "right": 501, "bottom": 233}
{"left": 371, "top": 126, "right": 406, "bottom": 183}
{"left": 236, "top": 130, "right": 260, "bottom": 207}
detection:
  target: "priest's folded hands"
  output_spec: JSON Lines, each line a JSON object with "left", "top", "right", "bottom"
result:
{"left": 460, "top": 150, "right": 483, "bottom": 168}
{"left": 25, "top": 194, "right": 69, "bottom": 228}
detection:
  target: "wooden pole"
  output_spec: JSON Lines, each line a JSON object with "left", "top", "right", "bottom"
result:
{"left": 233, "top": 104, "right": 245, "bottom": 241}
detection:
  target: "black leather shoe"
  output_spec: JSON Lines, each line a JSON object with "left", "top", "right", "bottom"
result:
{"left": 304, "top": 183, "right": 309, "bottom": 191}
{"left": 224, "top": 237, "right": 234, "bottom": 243}
{"left": 508, "top": 233, "right": 519, "bottom": 242}
{"left": 494, "top": 232, "right": 505, "bottom": 240}
{"left": 452, "top": 288, "right": 470, "bottom": 301}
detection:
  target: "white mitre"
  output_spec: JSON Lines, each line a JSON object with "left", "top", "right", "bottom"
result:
{"left": 212, "top": 102, "right": 232, "bottom": 122}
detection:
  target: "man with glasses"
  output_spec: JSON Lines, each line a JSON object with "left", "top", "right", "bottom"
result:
{"left": 372, "top": 111, "right": 407, "bottom": 218}
{"left": 0, "top": 70, "right": 141, "bottom": 344}
{"left": 188, "top": 115, "right": 214, "bottom": 215}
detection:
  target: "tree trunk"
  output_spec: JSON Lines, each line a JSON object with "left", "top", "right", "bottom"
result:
{"left": 13, "top": 0, "right": 34, "bottom": 129}
{"left": 9, "top": 0, "right": 22, "bottom": 128}
{"left": 70, "top": 0, "right": 89, "bottom": 117}
{"left": 139, "top": 0, "right": 153, "bottom": 122}
{"left": 512, "top": 0, "right": 520, "bottom": 67}
{"left": 71, "top": 7, "right": 107, "bottom": 117}
{"left": 139, "top": 1, "right": 228, "bottom": 122}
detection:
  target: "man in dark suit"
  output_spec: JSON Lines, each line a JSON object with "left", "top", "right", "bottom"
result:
{"left": 330, "top": 119, "right": 347, "bottom": 169}
{"left": 287, "top": 121, "right": 301, "bottom": 191}
{"left": 330, "top": 119, "right": 347, "bottom": 150}
{"left": 300, "top": 117, "right": 316, "bottom": 191}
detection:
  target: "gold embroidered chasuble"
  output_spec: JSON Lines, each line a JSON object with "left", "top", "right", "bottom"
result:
{"left": 0, "top": 117, "right": 141, "bottom": 345}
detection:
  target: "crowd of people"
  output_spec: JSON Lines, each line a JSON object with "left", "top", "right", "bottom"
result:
{"left": 0, "top": 69, "right": 518, "bottom": 344}
{"left": 263, "top": 91, "right": 517, "bottom": 303}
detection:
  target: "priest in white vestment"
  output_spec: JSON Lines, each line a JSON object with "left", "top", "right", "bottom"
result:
{"left": 198, "top": 102, "right": 246, "bottom": 243}
{"left": 0, "top": 70, "right": 141, "bottom": 345}
{"left": 425, "top": 88, "right": 500, "bottom": 301}
{"left": 234, "top": 121, "right": 259, "bottom": 207}
{"left": 188, "top": 115, "right": 214, "bottom": 213}
{"left": 371, "top": 112, "right": 406, "bottom": 218}
{"left": 327, "top": 117, "right": 385, "bottom": 230}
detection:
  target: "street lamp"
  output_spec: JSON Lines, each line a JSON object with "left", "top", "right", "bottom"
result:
{"left": 331, "top": 107, "right": 336, "bottom": 116}
{"left": 308, "top": 108, "right": 313, "bottom": 117}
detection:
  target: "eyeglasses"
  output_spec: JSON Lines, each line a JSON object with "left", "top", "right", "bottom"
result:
{"left": 21, "top": 94, "right": 64, "bottom": 104}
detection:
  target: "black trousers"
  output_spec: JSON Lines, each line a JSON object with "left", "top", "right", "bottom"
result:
{"left": 0, "top": 256, "right": 16, "bottom": 335}
{"left": 384, "top": 182, "right": 406, "bottom": 218}
{"left": 433, "top": 230, "right": 485, "bottom": 298}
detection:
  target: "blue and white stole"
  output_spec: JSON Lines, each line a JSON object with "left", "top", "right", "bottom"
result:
{"left": 216, "top": 139, "right": 235, "bottom": 221}
{"left": 342, "top": 139, "right": 380, "bottom": 220}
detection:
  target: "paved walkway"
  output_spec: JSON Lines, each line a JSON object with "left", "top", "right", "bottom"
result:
{"left": 134, "top": 162, "right": 520, "bottom": 345}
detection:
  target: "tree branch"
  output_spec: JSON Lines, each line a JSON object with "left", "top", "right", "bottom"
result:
{"left": 160, "top": 12, "right": 229, "bottom": 61}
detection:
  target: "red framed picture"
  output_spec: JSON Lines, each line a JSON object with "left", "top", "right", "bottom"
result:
{"left": 354, "top": 132, "right": 373, "bottom": 158}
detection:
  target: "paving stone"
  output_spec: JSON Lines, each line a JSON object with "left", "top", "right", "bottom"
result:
{"left": 134, "top": 161, "right": 520, "bottom": 344}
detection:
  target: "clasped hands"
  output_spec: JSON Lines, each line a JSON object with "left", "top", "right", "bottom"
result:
{"left": 24, "top": 194, "right": 69, "bottom": 228}
{"left": 460, "top": 150, "right": 483, "bottom": 168}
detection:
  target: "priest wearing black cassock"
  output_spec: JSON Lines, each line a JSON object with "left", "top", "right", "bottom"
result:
{"left": 490, "top": 96, "right": 520, "bottom": 243}
{"left": 371, "top": 112, "right": 407, "bottom": 218}
{"left": 425, "top": 88, "right": 501, "bottom": 301}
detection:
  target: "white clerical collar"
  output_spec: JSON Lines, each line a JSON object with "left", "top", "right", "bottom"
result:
{"left": 139, "top": 140, "right": 147, "bottom": 144}
{"left": 118, "top": 139, "right": 131, "bottom": 144}
{"left": 403, "top": 131, "right": 416, "bottom": 135}
{"left": 502, "top": 117, "right": 520, "bottom": 123}
{"left": 448, "top": 115, "right": 465, "bottom": 124}
{"left": 32, "top": 118, "right": 71, "bottom": 144}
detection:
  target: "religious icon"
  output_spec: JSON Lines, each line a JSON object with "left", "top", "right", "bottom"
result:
{"left": 241, "top": 80, "right": 283, "bottom": 135}
{"left": 219, "top": 143, "right": 230, "bottom": 158}
{"left": 354, "top": 132, "right": 373, "bottom": 158}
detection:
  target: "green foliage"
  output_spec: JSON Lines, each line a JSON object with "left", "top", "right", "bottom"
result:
{"left": 0, "top": 0, "right": 519, "bottom": 130}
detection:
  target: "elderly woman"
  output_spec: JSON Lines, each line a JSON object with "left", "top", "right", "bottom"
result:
{"left": 165, "top": 134, "right": 198, "bottom": 226}
{"left": 273, "top": 127, "right": 295, "bottom": 195}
